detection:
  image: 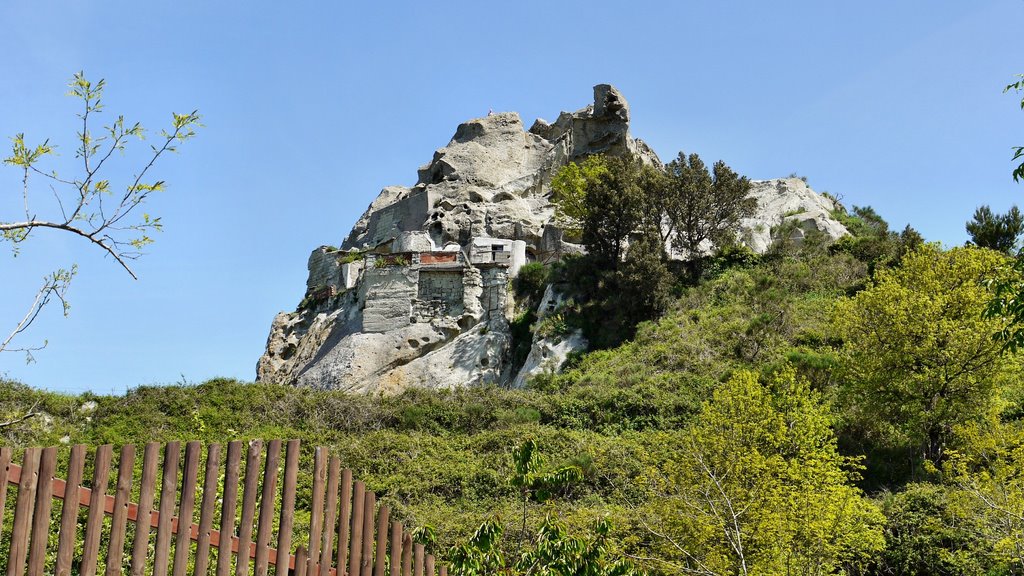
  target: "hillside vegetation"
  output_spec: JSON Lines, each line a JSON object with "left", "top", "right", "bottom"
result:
{"left": 4, "top": 201, "right": 1024, "bottom": 575}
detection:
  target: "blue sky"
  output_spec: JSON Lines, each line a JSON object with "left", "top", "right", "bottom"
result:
{"left": 1, "top": 1, "right": 1022, "bottom": 394}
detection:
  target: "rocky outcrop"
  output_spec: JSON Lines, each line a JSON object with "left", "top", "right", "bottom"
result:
{"left": 257, "top": 86, "right": 849, "bottom": 393}
{"left": 742, "top": 178, "right": 848, "bottom": 253}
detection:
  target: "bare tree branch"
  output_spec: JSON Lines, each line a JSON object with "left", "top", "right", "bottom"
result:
{"left": 0, "top": 401, "right": 40, "bottom": 429}
{"left": 1, "top": 72, "right": 199, "bottom": 357}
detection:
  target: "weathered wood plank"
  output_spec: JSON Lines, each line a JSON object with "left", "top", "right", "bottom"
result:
{"left": 217, "top": 440, "right": 242, "bottom": 576}
{"left": 106, "top": 444, "right": 136, "bottom": 576}
{"left": 193, "top": 442, "right": 222, "bottom": 576}
{"left": 153, "top": 441, "right": 182, "bottom": 576}
{"left": 389, "top": 521, "right": 402, "bottom": 576}
{"left": 171, "top": 441, "right": 202, "bottom": 576}
{"left": 308, "top": 446, "right": 327, "bottom": 566}
{"left": 55, "top": 444, "right": 87, "bottom": 576}
{"left": 425, "top": 555, "right": 435, "bottom": 576}
{"left": 413, "top": 544, "right": 424, "bottom": 576}
{"left": 336, "top": 469, "right": 353, "bottom": 572}
{"left": 401, "top": 532, "right": 412, "bottom": 576}
{"left": 276, "top": 439, "right": 301, "bottom": 576}
{"left": 254, "top": 439, "right": 282, "bottom": 576}
{"left": 236, "top": 439, "right": 263, "bottom": 576}
{"left": 348, "top": 481, "right": 366, "bottom": 576}
{"left": 0, "top": 447, "right": 11, "bottom": 537}
{"left": 318, "top": 456, "right": 341, "bottom": 576}
{"left": 27, "top": 446, "right": 57, "bottom": 576}
{"left": 360, "top": 491, "right": 375, "bottom": 576}
{"left": 7, "top": 447, "right": 42, "bottom": 576}
{"left": 295, "top": 546, "right": 309, "bottom": 576}
{"left": 130, "top": 442, "right": 161, "bottom": 576}
{"left": 80, "top": 444, "right": 113, "bottom": 576}
{"left": 374, "top": 505, "right": 389, "bottom": 576}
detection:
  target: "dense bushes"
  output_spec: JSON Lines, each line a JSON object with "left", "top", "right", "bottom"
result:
{"left": 7, "top": 206, "right": 1024, "bottom": 573}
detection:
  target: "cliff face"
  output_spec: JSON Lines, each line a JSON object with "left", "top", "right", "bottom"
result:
{"left": 257, "top": 85, "right": 849, "bottom": 392}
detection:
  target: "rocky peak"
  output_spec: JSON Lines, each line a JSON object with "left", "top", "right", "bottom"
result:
{"left": 258, "top": 85, "right": 850, "bottom": 394}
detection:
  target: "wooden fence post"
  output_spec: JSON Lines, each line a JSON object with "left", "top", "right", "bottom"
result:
{"left": 318, "top": 457, "right": 341, "bottom": 576}
{"left": 336, "top": 469, "right": 353, "bottom": 572}
{"left": 26, "top": 446, "right": 57, "bottom": 576}
{"left": 80, "top": 444, "right": 112, "bottom": 576}
{"left": 236, "top": 439, "right": 263, "bottom": 576}
{"left": 55, "top": 444, "right": 86, "bottom": 575}
{"left": 217, "top": 440, "right": 243, "bottom": 576}
{"left": 153, "top": 441, "right": 182, "bottom": 576}
{"left": 374, "top": 505, "right": 389, "bottom": 576}
{"left": 254, "top": 439, "right": 281, "bottom": 576}
{"left": 106, "top": 444, "right": 136, "bottom": 576}
{"left": 276, "top": 439, "right": 300, "bottom": 576}
{"left": 0, "top": 447, "right": 11, "bottom": 537}
{"left": 1, "top": 439, "right": 449, "bottom": 576}
{"left": 309, "top": 447, "right": 327, "bottom": 566}
{"left": 194, "top": 442, "right": 222, "bottom": 576}
{"left": 171, "top": 441, "right": 201, "bottom": 576}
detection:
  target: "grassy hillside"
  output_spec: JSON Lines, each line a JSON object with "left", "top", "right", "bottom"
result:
{"left": 4, "top": 212, "right": 1024, "bottom": 574}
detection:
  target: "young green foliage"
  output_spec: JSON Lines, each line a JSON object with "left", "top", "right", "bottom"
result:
{"left": 642, "top": 368, "right": 884, "bottom": 575}
{"left": 1008, "top": 74, "right": 1024, "bottom": 183}
{"left": 835, "top": 245, "right": 1020, "bottom": 466}
{"left": 1, "top": 72, "right": 200, "bottom": 359}
{"left": 944, "top": 415, "right": 1024, "bottom": 573}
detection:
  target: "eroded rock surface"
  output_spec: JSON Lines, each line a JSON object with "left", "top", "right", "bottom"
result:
{"left": 257, "top": 86, "right": 848, "bottom": 393}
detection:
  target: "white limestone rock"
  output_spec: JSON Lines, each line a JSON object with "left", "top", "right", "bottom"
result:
{"left": 741, "top": 178, "right": 849, "bottom": 253}
{"left": 512, "top": 329, "right": 588, "bottom": 388}
{"left": 257, "top": 86, "right": 849, "bottom": 395}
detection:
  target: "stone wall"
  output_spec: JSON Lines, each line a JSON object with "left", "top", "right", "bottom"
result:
{"left": 306, "top": 247, "right": 342, "bottom": 293}
{"left": 360, "top": 263, "right": 418, "bottom": 333}
{"left": 480, "top": 267, "right": 508, "bottom": 319}
{"left": 415, "top": 271, "right": 465, "bottom": 319}
{"left": 363, "top": 188, "right": 437, "bottom": 248}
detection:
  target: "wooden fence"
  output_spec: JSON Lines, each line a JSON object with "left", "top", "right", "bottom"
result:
{"left": 0, "top": 440, "right": 448, "bottom": 576}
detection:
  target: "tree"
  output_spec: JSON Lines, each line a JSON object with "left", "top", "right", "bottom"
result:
{"left": 966, "top": 204, "right": 1024, "bottom": 254}
{"left": 944, "top": 415, "right": 1024, "bottom": 573}
{"left": 985, "top": 75, "right": 1024, "bottom": 351}
{"left": 642, "top": 368, "right": 884, "bottom": 575}
{"left": 662, "top": 152, "right": 755, "bottom": 270}
{"left": 1008, "top": 74, "right": 1024, "bottom": 183}
{"left": 551, "top": 155, "right": 652, "bottom": 268}
{"left": 447, "top": 439, "right": 641, "bottom": 576}
{"left": 875, "top": 483, "right": 997, "bottom": 575}
{"left": 448, "top": 517, "right": 642, "bottom": 576}
{"left": 1, "top": 72, "right": 200, "bottom": 359}
{"left": 509, "top": 438, "right": 583, "bottom": 550}
{"left": 834, "top": 245, "right": 1020, "bottom": 465}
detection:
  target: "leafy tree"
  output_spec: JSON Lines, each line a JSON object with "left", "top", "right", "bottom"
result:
{"left": 643, "top": 368, "right": 884, "bottom": 575}
{"left": 510, "top": 438, "right": 584, "bottom": 548}
{"left": 448, "top": 517, "right": 642, "bottom": 576}
{"left": 828, "top": 204, "right": 924, "bottom": 272}
{"left": 1009, "top": 74, "right": 1024, "bottom": 183}
{"left": 662, "top": 152, "right": 755, "bottom": 271}
{"left": 966, "top": 204, "right": 1024, "bottom": 254}
{"left": 944, "top": 415, "right": 1024, "bottom": 573}
{"left": 615, "top": 232, "right": 674, "bottom": 328}
{"left": 1, "top": 72, "right": 200, "bottom": 359}
{"left": 985, "top": 75, "right": 1024, "bottom": 352}
{"left": 834, "top": 245, "right": 1020, "bottom": 466}
{"left": 550, "top": 155, "right": 610, "bottom": 238}
{"left": 446, "top": 438, "right": 640, "bottom": 576}
{"left": 875, "top": 483, "right": 996, "bottom": 576}
{"left": 551, "top": 155, "right": 651, "bottom": 267}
